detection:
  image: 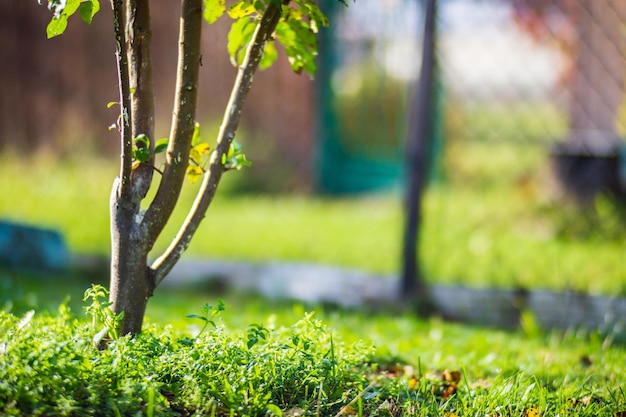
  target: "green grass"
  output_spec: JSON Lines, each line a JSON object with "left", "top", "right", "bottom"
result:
{"left": 1, "top": 148, "right": 625, "bottom": 295}
{"left": 1, "top": 273, "right": 625, "bottom": 416}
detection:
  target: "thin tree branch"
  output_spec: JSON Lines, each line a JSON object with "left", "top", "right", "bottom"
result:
{"left": 110, "top": 0, "right": 133, "bottom": 201}
{"left": 151, "top": 1, "right": 288, "bottom": 285}
{"left": 127, "top": 0, "right": 156, "bottom": 204}
{"left": 141, "top": 0, "right": 203, "bottom": 249}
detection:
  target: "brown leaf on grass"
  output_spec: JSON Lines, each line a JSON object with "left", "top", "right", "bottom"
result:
{"left": 442, "top": 369, "right": 462, "bottom": 383}
{"left": 337, "top": 404, "right": 357, "bottom": 416}
{"left": 570, "top": 395, "right": 604, "bottom": 407}
{"left": 370, "top": 361, "right": 414, "bottom": 379}
{"left": 428, "top": 369, "right": 462, "bottom": 400}
{"left": 614, "top": 411, "right": 626, "bottom": 417}
{"left": 430, "top": 380, "right": 458, "bottom": 400}
{"left": 442, "top": 383, "right": 457, "bottom": 400}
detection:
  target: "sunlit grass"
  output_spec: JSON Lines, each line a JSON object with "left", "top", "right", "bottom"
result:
{"left": 1, "top": 140, "right": 625, "bottom": 295}
{"left": 2, "top": 272, "right": 625, "bottom": 416}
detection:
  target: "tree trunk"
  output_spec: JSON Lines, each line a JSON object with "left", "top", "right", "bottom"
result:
{"left": 108, "top": 0, "right": 158, "bottom": 336}
{"left": 109, "top": 178, "right": 151, "bottom": 334}
{"left": 106, "top": 0, "right": 283, "bottom": 335}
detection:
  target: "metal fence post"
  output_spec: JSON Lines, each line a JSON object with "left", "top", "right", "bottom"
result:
{"left": 400, "top": 0, "right": 437, "bottom": 310}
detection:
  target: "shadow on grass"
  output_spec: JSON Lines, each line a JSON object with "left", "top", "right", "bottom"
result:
{"left": 0, "top": 266, "right": 107, "bottom": 317}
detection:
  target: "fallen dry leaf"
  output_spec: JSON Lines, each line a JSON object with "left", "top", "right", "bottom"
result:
{"left": 442, "top": 369, "right": 462, "bottom": 383}
{"left": 337, "top": 404, "right": 357, "bottom": 416}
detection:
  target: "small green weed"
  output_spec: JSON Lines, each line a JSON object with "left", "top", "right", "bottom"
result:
{"left": 186, "top": 298, "right": 226, "bottom": 338}
{"left": 83, "top": 284, "right": 124, "bottom": 345}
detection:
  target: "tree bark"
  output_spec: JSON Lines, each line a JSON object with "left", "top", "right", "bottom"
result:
{"left": 108, "top": 0, "right": 159, "bottom": 335}
{"left": 110, "top": 0, "right": 133, "bottom": 200}
{"left": 127, "top": 0, "right": 156, "bottom": 203}
{"left": 142, "top": 0, "right": 203, "bottom": 251}
{"left": 109, "top": 179, "right": 150, "bottom": 334}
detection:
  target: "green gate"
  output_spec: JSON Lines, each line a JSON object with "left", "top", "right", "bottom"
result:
{"left": 316, "top": 0, "right": 426, "bottom": 194}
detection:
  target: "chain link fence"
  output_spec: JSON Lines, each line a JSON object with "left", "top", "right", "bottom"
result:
{"left": 439, "top": 0, "right": 626, "bottom": 199}
{"left": 316, "top": 0, "right": 626, "bottom": 294}
{"left": 426, "top": 0, "right": 626, "bottom": 292}
{"left": 319, "top": 0, "right": 626, "bottom": 193}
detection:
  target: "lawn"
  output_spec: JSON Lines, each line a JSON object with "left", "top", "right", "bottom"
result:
{"left": 1, "top": 136, "right": 626, "bottom": 414}
{"left": 1, "top": 270, "right": 625, "bottom": 416}
{"left": 1, "top": 146, "right": 625, "bottom": 295}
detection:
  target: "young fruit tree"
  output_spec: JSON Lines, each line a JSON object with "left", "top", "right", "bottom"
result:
{"left": 40, "top": 0, "right": 349, "bottom": 335}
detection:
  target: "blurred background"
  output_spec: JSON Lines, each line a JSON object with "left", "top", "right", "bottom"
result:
{"left": 1, "top": 0, "right": 625, "bottom": 301}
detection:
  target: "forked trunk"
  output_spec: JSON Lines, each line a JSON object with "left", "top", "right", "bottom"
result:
{"left": 109, "top": 179, "right": 152, "bottom": 335}
{"left": 107, "top": 0, "right": 203, "bottom": 335}
{"left": 107, "top": 0, "right": 288, "bottom": 335}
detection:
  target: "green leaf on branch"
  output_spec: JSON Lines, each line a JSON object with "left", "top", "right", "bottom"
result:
{"left": 191, "top": 122, "right": 202, "bottom": 146}
{"left": 44, "top": 0, "right": 98, "bottom": 38}
{"left": 133, "top": 148, "right": 151, "bottom": 164}
{"left": 154, "top": 138, "right": 169, "bottom": 154}
{"left": 260, "top": 40, "right": 278, "bottom": 70}
{"left": 79, "top": 0, "right": 100, "bottom": 25}
{"left": 47, "top": 18, "right": 69, "bottom": 39}
{"left": 222, "top": 141, "right": 252, "bottom": 170}
{"left": 186, "top": 123, "right": 211, "bottom": 183}
{"left": 293, "top": 0, "right": 329, "bottom": 30}
{"left": 276, "top": 19, "right": 317, "bottom": 76}
{"left": 47, "top": 0, "right": 80, "bottom": 18}
{"left": 133, "top": 134, "right": 150, "bottom": 148}
{"left": 132, "top": 134, "right": 151, "bottom": 165}
{"left": 227, "top": 17, "right": 257, "bottom": 66}
{"left": 203, "top": 0, "right": 226, "bottom": 24}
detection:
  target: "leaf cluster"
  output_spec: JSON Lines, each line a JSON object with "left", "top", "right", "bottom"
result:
{"left": 206, "top": 0, "right": 332, "bottom": 77}
{"left": 41, "top": 0, "right": 341, "bottom": 76}
{"left": 130, "top": 134, "right": 165, "bottom": 168}
{"left": 43, "top": 0, "right": 100, "bottom": 38}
